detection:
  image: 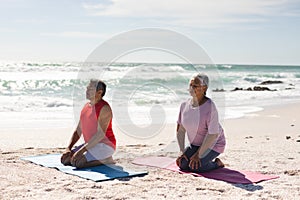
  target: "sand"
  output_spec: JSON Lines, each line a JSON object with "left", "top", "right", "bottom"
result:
{"left": 0, "top": 102, "right": 300, "bottom": 199}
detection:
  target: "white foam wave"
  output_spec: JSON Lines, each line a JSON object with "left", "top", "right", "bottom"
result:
{"left": 1, "top": 62, "right": 300, "bottom": 128}
{"left": 0, "top": 72, "right": 78, "bottom": 81}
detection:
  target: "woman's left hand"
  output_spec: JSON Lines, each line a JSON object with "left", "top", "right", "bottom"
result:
{"left": 189, "top": 153, "right": 201, "bottom": 170}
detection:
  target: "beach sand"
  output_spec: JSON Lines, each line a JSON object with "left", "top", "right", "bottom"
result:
{"left": 1, "top": 102, "right": 300, "bottom": 199}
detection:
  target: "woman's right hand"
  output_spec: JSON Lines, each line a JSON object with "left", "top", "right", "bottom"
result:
{"left": 176, "top": 153, "right": 188, "bottom": 167}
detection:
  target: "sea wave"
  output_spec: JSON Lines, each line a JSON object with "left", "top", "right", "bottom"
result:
{"left": 1, "top": 62, "right": 300, "bottom": 128}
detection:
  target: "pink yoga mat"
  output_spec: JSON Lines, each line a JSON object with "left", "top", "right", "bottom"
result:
{"left": 133, "top": 156, "right": 279, "bottom": 184}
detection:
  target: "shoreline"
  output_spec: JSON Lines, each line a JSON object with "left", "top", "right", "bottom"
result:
{"left": 1, "top": 101, "right": 300, "bottom": 199}
{"left": 1, "top": 101, "right": 300, "bottom": 151}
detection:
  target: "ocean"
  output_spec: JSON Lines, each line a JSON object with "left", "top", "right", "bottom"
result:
{"left": 1, "top": 62, "right": 300, "bottom": 130}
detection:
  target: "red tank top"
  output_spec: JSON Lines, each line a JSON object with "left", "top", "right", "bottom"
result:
{"left": 80, "top": 99, "right": 116, "bottom": 149}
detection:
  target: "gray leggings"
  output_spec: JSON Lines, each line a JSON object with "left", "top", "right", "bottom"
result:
{"left": 179, "top": 145, "right": 220, "bottom": 172}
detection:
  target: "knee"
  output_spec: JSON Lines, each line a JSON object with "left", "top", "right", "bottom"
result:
{"left": 73, "top": 157, "right": 87, "bottom": 169}
{"left": 191, "top": 161, "right": 210, "bottom": 173}
{"left": 74, "top": 162, "right": 84, "bottom": 169}
{"left": 179, "top": 159, "right": 190, "bottom": 170}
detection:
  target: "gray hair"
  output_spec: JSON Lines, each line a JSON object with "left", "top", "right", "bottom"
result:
{"left": 194, "top": 73, "right": 209, "bottom": 87}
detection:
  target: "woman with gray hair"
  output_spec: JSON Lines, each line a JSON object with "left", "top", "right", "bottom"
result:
{"left": 176, "top": 73, "right": 226, "bottom": 172}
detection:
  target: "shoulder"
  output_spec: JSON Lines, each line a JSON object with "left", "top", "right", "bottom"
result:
{"left": 81, "top": 102, "right": 90, "bottom": 111}
{"left": 98, "top": 105, "right": 112, "bottom": 121}
{"left": 101, "top": 104, "right": 112, "bottom": 113}
{"left": 204, "top": 98, "right": 218, "bottom": 113}
{"left": 180, "top": 98, "right": 190, "bottom": 107}
{"left": 178, "top": 99, "right": 188, "bottom": 111}
{"left": 102, "top": 99, "right": 112, "bottom": 108}
{"left": 95, "top": 100, "right": 112, "bottom": 116}
{"left": 203, "top": 97, "right": 215, "bottom": 105}
{"left": 95, "top": 99, "right": 112, "bottom": 109}
{"left": 205, "top": 98, "right": 213, "bottom": 105}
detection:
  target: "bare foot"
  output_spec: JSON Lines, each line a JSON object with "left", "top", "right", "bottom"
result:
{"left": 215, "top": 158, "right": 225, "bottom": 168}
{"left": 101, "top": 156, "right": 116, "bottom": 165}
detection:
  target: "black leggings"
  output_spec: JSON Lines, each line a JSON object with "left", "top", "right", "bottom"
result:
{"left": 179, "top": 145, "right": 220, "bottom": 172}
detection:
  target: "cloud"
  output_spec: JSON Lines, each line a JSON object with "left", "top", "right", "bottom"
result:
{"left": 41, "top": 31, "right": 106, "bottom": 39}
{"left": 82, "top": 0, "right": 300, "bottom": 28}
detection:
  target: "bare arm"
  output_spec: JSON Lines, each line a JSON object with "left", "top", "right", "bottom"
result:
{"left": 61, "top": 122, "right": 82, "bottom": 163}
{"left": 176, "top": 124, "right": 186, "bottom": 153}
{"left": 66, "top": 122, "right": 82, "bottom": 151}
{"left": 176, "top": 124, "right": 188, "bottom": 167}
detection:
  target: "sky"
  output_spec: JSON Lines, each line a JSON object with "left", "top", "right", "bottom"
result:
{"left": 0, "top": 0, "right": 300, "bottom": 65}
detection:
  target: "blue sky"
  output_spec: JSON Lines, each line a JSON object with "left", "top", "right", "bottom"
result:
{"left": 0, "top": 0, "right": 299, "bottom": 65}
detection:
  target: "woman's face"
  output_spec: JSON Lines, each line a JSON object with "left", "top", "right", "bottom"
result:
{"left": 189, "top": 78, "right": 206, "bottom": 97}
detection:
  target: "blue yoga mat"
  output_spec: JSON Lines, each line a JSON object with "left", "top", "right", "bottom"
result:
{"left": 21, "top": 154, "right": 148, "bottom": 182}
